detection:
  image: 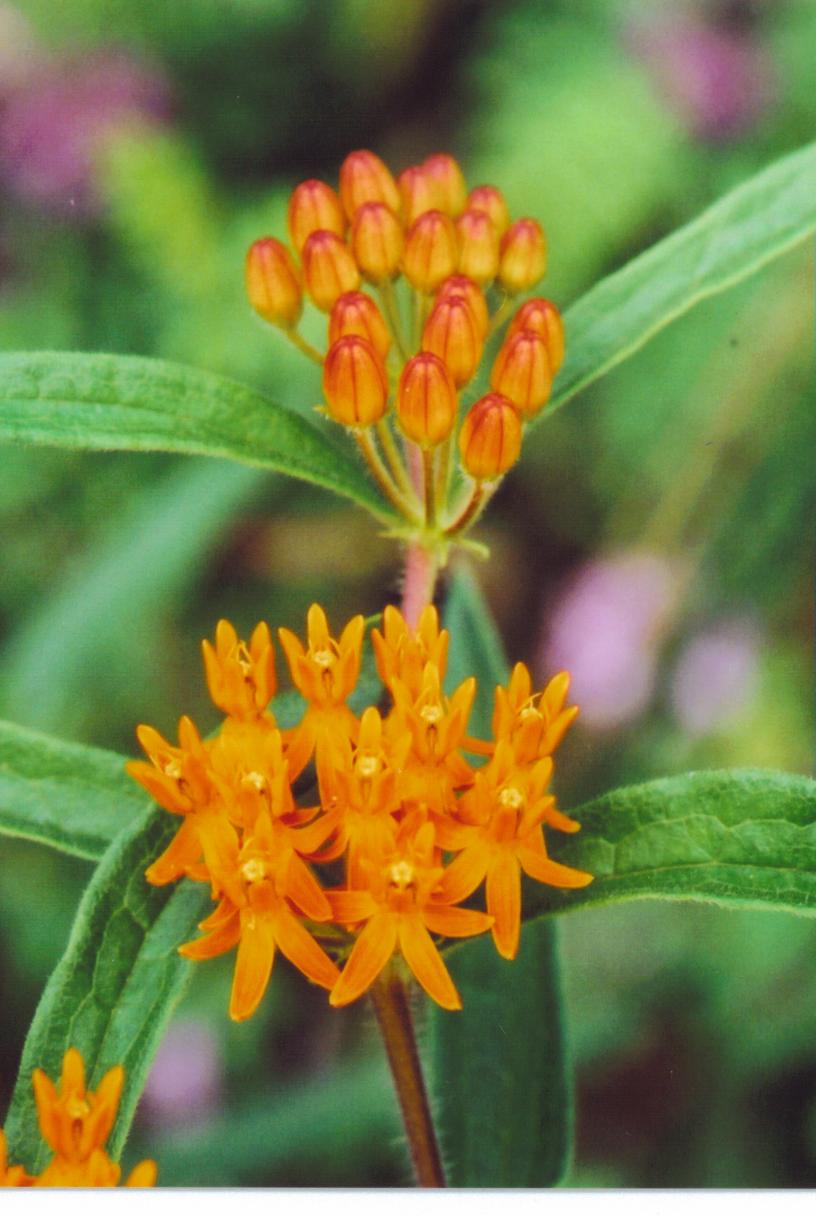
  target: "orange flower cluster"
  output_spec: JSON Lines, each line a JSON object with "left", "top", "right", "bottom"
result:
{"left": 128, "top": 606, "right": 592, "bottom": 1020}
{"left": 245, "top": 151, "right": 564, "bottom": 523}
{"left": 0, "top": 1049, "right": 156, "bottom": 1188}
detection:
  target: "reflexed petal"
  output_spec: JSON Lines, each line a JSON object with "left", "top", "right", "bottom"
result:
{"left": 32, "top": 1070, "right": 60, "bottom": 1153}
{"left": 273, "top": 905, "right": 340, "bottom": 989}
{"left": 292, "top": 805, "right": 342, "bottom": 854}
{"left": 61, "top": 1046, "right": 85, "bottom": 1094}
{"left": 229, "top": 911, "right": 276, "bottom": 1021}
{"left": 284, "top": 854, "right": 331, "bottom": 921}
{"left": 126, "top": 1159, "right": 158, "bottom": 1187}
{"left": 423, "top": 904, "right": 493, "bottom": 938}
{"left": 179, "top": 911, "right": 241, "bottom": 960}
{"left": 438, "top": 845, "right": 488, "bottom": 904}
{"left": 517, "top": 846, "right": 593, "bottom": 889}
{"left": 398, "top": 917, "right": 461, "bottom": 1010}
{"left": 541, "top": 706, "right": 579, "bottom": 754}
{"left": 81, "top": 1065, "right": 124, "bottom": 1157}
{"left": 326, "top": 888, "right": 378, "bottom": 923}
{"left": 486, "top": 852, "right": 521, "bottom": 960}
{"left": 330, "top": 914, "right": 397, "bottom": 1006}
{"left": 145, "top": 817, "right": 201, "bottom": 886}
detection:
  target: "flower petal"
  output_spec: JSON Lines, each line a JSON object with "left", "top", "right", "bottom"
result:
{"left": 144, "top": 817, "right": 201, "bottom": 886}
{"left": 229, "top": 910, "right": 276, "bottom": 1021}
{"left": 330, "top": 914, "right": 397, "bottom": 1007}
{"left": 486, "top": 852, "right": 521, "bottom": 960}
{"left": 438, "top": 844, "right": 488, "bottom": 904}
{"left": 326, "top": 889, "right": 378, "bottom": 923}
{"left": 274, "top": 905, "right": 340, "bottom": 989}
{"left": 398, "top": 917, "right": 461, "bottom": 1010}
{"left": 179, "top": 910, "right": 241, "bottom": 960}
{"left": 423, "top": 904, "right": 493, "bottom": 939}
{"left": 285, "top": 853, "right": 331, "bottom": 921}
{"left": 517, "top": 846, "right": 593, "bottom": 889}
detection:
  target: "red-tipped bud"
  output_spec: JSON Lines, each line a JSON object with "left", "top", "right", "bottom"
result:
{"left": 245, "top": 237, "right": 302, "bottom": 329}
{"left": 329, "top": 291, "right": 392, "bottom": 360}
{"left": 287, "top": 179, "right": 345, "bottom": 253}
{"left": 507, "top": 297, "right": 565, "bottom": 371}
{"left": 402, "top": 209, "right": 459, "bottom": 293}
{"left": 422, "top": 294, "right": 483, "bottom": 387}
{"left": 302, "top": 230, "right": 360, "bottom": 311}
{"left": 339, "top": 149, "right": 400, "bottom": 220}
{"left": 396, "top": 352, "right": 457, "bottom": 448}
{"left": 436, "top": 275, "right": 489, "bottom": 338}
{"left": 322, "top": 336, "right": 388, "bottom": 427}
{"left": 458, "top": 393, "right": 522, "bottom": 480}
{"left": 466, "top": 185, "right": 510, "bottom": 235}
{"left": 490, "top": 329, "right": 552, "bottom": 417}
{"left": 397, "top": 164, "right": 441, "bottom": 225}
{"left": 351, "top": 202, "right": 404, "bottom": 282}
{"left": 423, "top": 153, "right": 467, "bottom": 216}
{"left": 456, "top": 208, "right": 500, "bottom": 284}
{"left": 498, "top": 218, "right": 547, "bottom": 293}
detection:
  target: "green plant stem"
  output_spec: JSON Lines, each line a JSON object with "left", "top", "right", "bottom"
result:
{"left": 487, "top": 294, "right": 513, "bottom": 336}
{"left": 422, "top": 448, "right": 437, "bottom": 529}
{"left": 370, "top": 973, "right": 446, "bottom": 1188}
{"left": 285, "top": 327, "right": 324, "bottom": 364}
{"left": 401, "top": 539, "right": 439, "bottom": 628}
{"left": 377, "top": 418, "right": 416, "bottom": 500}
{"left": 444, "top": 480, "right": 492, "bottom": 537}
{"left": 355, "top": 429, "right": 421, "bottom": 523}
{"left": 379, "top": 281, "right": 411, "bottom": 362}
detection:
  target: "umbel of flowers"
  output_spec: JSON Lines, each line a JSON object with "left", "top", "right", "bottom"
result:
{"left": 0, "top": 1049, "right": 156, "bottom": 1188}
{"left": 127, "top": 607, "right": 592, "bottom": 1022}
{"left": 245, "top": 151, "right": 565, "bottom": 538}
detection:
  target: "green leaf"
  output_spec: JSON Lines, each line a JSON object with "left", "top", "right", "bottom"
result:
{"left": 428, "top": 562, "right": 572, "bottom": 1187}
{"left": 528, "top": 769, "right": 816, "bottom": 919}
{"left": 3, "top": 808, "right": 208, "bottom": 1172}
{"left": 0, "top": 718, "right": 145, "bottom": 860}
{"left": 0, "top": 351, "right": 398, "bottom": 524}
{"left": 548, "top": 140, "right": 816, "bottom": 418}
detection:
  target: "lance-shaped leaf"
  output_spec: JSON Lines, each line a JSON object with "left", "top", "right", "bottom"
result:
{"left": 528, "top": 769, "right": 816, "bottom": 919}
{"left": 3, "top": 807, "right": 208, "bottom": 1172}
{"left": 547, "top": 139, "right": 816, "bottom": 418}
{"left": 0, "top": 351, "right": 399, "bottom": 524}
{"left": 0, "top": 718, "right": 145, "bottom": 859}
{"left": 428, "top": 562, "right": 572, "bottom": 1187}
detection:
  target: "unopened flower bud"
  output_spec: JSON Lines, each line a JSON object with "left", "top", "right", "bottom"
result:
{"left": 498, "top": 218, "right": 547, "bottom": 293}
{"left": 329, "top": 291, "right": 391, "bottom": 360}
{"left": 423, "top": 153, "right": 467, "bottom": 216}
{"left": 436, "top": 275, "right": 489, "bottom": 338}
{"left": 288, "top": 179, "right": 345, "bottom": 253}
{"left": 322, "top": 336, "right": 388, "bottom": 427}
{"left": 339, "top": 149, "right": 400, "bottom": 220}
{"left": 456, "top": 208, "right": 500, "bottom": 284}
{"left": 397, "top": 352, "right": 457, "bottom": 447}
{"left": 397, "top": 164, "right": 441, "bottom": 224}
{"left": 402, "top": 209, "right": 459, "bottom": 293}
{"left": 507, "top": 297, "right": 565, "bottom": 371}
{"left": 422, "top": 294, "right": 482, "bottom": 387}
{"left": 245, "top": 237, "right": 302, "bottom": 329}
{"left": 458, "top": 392, "right": 522, "bottom": 480}
{"left": 490, "top": 329, "right": 552, "bottom": 416}
{"left": 466, "top": 185, "right": 510, "bottom": 235}
{"left": 351, "top": 202, "right": 404, "bottom": 282}
{"left": 302, "top": 230, "right": 360, "bottom": 311}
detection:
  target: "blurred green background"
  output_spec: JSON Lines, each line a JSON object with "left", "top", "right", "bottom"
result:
{"left": 0, "top": 0, "right": 813, "bottom": 1188}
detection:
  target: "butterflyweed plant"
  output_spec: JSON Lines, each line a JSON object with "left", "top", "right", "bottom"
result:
{"left": 1, "top": 139, "right": 816, "bottom": 1188}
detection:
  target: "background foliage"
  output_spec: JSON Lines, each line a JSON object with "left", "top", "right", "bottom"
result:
{"left": 0, "top": 0, "right": 813, "bottom": 1187}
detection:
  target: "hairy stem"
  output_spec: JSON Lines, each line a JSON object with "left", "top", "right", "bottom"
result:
{"left": 285, "top": 327, "right": 324, "bottom": 364}
{"left": 370, "top": 974, "right": 446, "bottom": 1188}
{"left": 355, "top": 429, "right": 421, "bottom": 523}
{"left": 401, "top": 540, "right": 439, "bottom": 628}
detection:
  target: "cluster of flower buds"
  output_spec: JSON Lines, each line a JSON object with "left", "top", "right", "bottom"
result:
{"left": 0, "top": 1049, "right": 156, "bottom": 1188}
{"left": 128, "top": 609, "right": 591, "bottom": 1020}
{"left": 245, "top": 151, "right": 564, "bottom": 533}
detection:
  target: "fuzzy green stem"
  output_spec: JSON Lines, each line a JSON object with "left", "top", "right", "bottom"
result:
{"left": 379, "top": 280, "right": 411, "bottom": 362}
{"left": 355, "top": 429, "right": 421, "bottom": 523}
{"left": 377, "top": 418, "right": 416, "bottom": 500}
{"left": 285, "top": 327, "right": 324, "bottom": 364}
{"left": 370, "top": 974, "right": 446, "bottom": 1188}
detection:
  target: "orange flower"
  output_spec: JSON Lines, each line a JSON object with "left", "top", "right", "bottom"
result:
{"left": 278, "top": 604, "right": 365, "bottom": 778}
{"left": 329, "top": 821, "right": 492, "bottom": 1010}
{"left": 388, "top": 661, "right": 475, "bottom": 815}
{"left": 372, "top": 604, "right": 449, "bottom": 699}
{"left": 492, "top": 662, "right": 579, "bottom": 768}
{"left": 180, "top": 807, "right": 339, "bottom": 1021}
{"left": 30, "top": 1048, "right": 156, "bottom": 1187}
{"left": 202, "top": 619, "right": 276, "bottom": 720}
{"left": 441, "top": 744, "right": 592, "bottom": 959}
{"left": 0, "top": 1130, "right": 34, "bottom": 1187}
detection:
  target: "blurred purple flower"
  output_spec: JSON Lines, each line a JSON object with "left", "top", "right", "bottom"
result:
{"left": 627, "top": 8, "right": 775, "bottom": 142}
{"left": 671, "top": 618, "right": 761, "bottom": 737}
{"left": 0, "top": 5, "right": 43, "bottom": 98}
{"left": 0, "top": 48, "right": 171, "bottom": 217}
{"left": 142, "top": 1018, "right": 223, "bottom": 1129}
{"left": 540, "top": 553, "right": 679, "bottom": 731}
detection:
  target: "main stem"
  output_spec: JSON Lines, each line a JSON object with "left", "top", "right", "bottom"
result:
{"left": 370, "top": 974, "right": 446, "bottom": 1188}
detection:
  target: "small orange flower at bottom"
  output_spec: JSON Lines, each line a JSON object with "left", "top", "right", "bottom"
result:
{"left": 328, "top": 822, "right": 492, "bottom": 1010}
{"left": 0, "top": 1047, "right": 157, "bottom": 1188}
